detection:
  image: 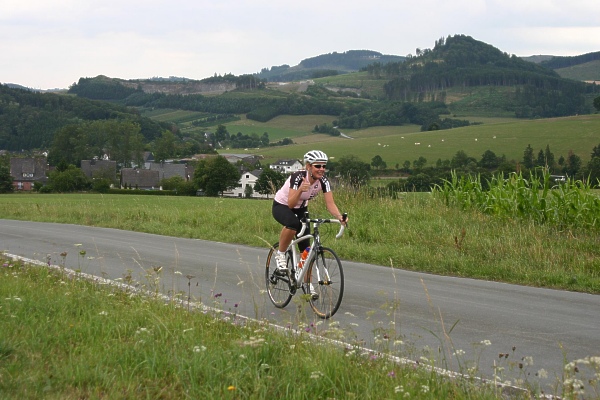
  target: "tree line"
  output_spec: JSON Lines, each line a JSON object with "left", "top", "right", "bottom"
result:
{"left": 378, "top": 142, "right": 600, "bottom": 193}
{"left": 0, "top": 84, "right": 168, "bottom": 152}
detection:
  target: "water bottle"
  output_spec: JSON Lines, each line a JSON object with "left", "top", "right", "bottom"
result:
{"left": 298, "top": 247, "right": 310, "bottom": 269}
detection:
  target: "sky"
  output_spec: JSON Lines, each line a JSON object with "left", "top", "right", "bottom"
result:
{"left": 2, "top": 0, "right": 599, "bottom": 90}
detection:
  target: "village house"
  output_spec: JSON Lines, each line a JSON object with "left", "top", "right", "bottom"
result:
{"left": 220, "top": 154, "right": 261, "bottom": 170}
{"left": 223, "top": 169, "right": 269, "bottom": 199}
{"left": 147, "top": 162, "right": 190, "bottom": 181}
{"left": 270, "top": 159, "right": 303, "bottom": 174}
{"left": 9, "top": 156, "right": 48, "bottom": 191}
{"left": 120, "top": 168, "right": 160, "bottom": 190}
{"left": 80, "top": 159, "right": 117, "bottom": 181}
{"left": 142, "top": 151, "right": 155, "bottom": 169}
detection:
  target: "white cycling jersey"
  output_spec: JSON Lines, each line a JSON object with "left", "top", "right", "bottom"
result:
{"left": 274, "top": 170, "right": 332, "bottom": 209}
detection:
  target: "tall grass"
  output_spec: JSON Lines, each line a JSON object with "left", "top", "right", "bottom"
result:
{"left": 1, "top": 257, "right": 516, "bottom": 399}
{"left": 434, "top": 170, "right": 600, "bottom": 230}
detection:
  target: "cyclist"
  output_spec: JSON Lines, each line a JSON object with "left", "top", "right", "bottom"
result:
{"left": 272, "top": 150, "right": 347, "bottom": 273}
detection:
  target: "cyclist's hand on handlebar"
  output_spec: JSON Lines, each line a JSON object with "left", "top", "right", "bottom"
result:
{"left": 338, "top": 213, "right": 348, "bottom": 226}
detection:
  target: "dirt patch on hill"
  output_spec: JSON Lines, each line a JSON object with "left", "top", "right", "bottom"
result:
{"left": 121, "top": 81, "right": 236, "bottom": 95}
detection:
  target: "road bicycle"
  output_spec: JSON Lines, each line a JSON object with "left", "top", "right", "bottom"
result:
{"left": 265, "top": 212, "right": 347, "bottom": 319}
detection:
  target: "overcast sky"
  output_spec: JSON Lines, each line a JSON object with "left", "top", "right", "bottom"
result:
{"left": 2, "top": 0, "right": 599, "bottom": 90}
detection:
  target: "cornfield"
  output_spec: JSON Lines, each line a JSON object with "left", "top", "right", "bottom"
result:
{"left": 433, "top": 170, "right": 600, "bottom": 231}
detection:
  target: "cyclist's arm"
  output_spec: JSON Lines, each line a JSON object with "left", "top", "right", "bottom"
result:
{"left": 287, "top": 187, "right": 303, "bottom": 209}
{"left": 323, "top": 191, "right": 347, "bottom": 225}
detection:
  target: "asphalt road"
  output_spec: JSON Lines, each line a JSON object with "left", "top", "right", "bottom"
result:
{"left": 2, "top": 219, "right": 598, "bottom": 393}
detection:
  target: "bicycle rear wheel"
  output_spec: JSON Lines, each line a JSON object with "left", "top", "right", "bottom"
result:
{"left": 265, "top": 243, "right": 293, "bottom": 308}
{"left": 304, "top": 247, "right": 344, "bottom": 319}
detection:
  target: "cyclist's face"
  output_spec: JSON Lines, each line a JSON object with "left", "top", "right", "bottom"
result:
{"left": 310, "top": 163, "right": 326, "bottom": 176}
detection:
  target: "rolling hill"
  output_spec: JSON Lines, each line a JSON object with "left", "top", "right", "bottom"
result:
{"left": 2, "top": 34, "right": 600, "bottom": 171}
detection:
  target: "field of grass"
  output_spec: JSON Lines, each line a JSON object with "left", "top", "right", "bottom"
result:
{"left": 1, "top": 257, "right": 526, "bottom": 399}
{"left": 224, "top": 115, "right": 336, "bottom": 142}
{"left": 220, "top": 114, "right": 600, "bottom": 168}
{"left": 555, "top": 60, "right": 600, "bottom": 81}
{"left": 1, "top": 190, "right": 598, "bottom": 295}
{"left": 313, "top": 71, "right": 388, "bottom": 98}
{"left": 140, "top": 108, "right": 211, "bottom": 123}
{"left": 2, "top": 187, "right": 598, "bottom": 398}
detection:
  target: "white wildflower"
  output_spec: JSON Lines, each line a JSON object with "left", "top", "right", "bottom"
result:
{"left": 310, "top": 371, "right": 324, "bottom": 379}
{"left": 193, "top": 345, "right": 206, "bottom": 353}
{"left": 98, "top": 311, "right": 108, "bottom": 316}
{"left": 480, "top": 340, "right": 492, "bottom": 346}
{"left": 537, "top": 369, "right": 548, "bottom": 379}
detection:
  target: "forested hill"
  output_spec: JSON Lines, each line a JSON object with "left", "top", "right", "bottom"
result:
{"left": 540, "top": 51, "right": 600, "bottom": 69}
{"left": 256, "top": 50, "right": 405, "bottom": 82}
{"left": 376, "top": 34, "right": 595, "bottom": 118}
{"left": 0, "top": 84, "right": 167, "bottom": 152}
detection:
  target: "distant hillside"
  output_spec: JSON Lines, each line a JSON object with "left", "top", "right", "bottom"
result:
{"left": 3, "top": 83, "right": 40, "bottom": 92}
{"left": 540, "top": 51, "right": 600, "bottom": 69}
{"left": 255, "top": 50, "right": 405, "bottom": 82}
{"left": 67, "top": 74, "right": 259, "bottom": 101}
{"left": 0, "top": 84, "right": 168, "bottom": 152}
{"left": 63, "top": 36, "right": 599, "bottom": 131}
{"left": 520, "top": 55, "right": 554, "bottom": 64}
{"left": 372, "top": 34, "right": 594, "bottom": 119}
{"left": 554, "top": 60, "right": 600, "bottom": 82}
{"left": 540, "top": 52, "right": 600, "bottom": 82}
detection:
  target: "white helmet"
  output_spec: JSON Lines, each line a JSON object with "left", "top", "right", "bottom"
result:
{"left": 303, "top": 150, "right": 328, "bottom": 164}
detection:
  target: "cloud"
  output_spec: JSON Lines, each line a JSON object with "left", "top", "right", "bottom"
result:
{"left": 1, "top": 0, "right": 599, "bottom": 89}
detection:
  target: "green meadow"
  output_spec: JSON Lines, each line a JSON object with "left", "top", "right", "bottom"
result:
{"left": 2, "top": 176, "right": 599, "bottom": 399}
{"left": 1, "top": 187, "right": 598, "bottom": 294}
{"left": 241, "top": 114, "right": 600, "bottom": 168}
{"left": 149, "top": 112, "right": 600, "bottom": 168}
{"left": 1, "top": 256, "right": 527, "bottom": 400}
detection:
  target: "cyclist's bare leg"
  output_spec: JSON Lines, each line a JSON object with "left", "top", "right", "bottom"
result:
{"left": 278, "top": 226, "right": 296, "bottom": 253}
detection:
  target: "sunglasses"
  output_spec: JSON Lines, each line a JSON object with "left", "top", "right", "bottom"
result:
{"left": 312, "top": 164, "right": 327, "bottom": 169}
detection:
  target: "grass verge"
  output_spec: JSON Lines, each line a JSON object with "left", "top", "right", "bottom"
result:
{"left": 1, "top": 256, "right": 519, "bottom": 399}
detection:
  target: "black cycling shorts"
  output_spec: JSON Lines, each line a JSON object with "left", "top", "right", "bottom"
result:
{"left": 272, "top": 201, "right": 310, "bottom": 251}
{"left": 272, "top": 201, "right": 307, "bottom": 232}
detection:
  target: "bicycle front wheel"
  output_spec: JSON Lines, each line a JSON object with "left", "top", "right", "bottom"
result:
{"left": 265, "top": 243, "right": 293, "bottom": 308}
{"left": 305, "top": 247, "right": 344, "bottom": 319}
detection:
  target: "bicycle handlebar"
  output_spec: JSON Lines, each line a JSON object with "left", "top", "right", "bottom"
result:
{"left": 297, "top": 212, "right": 348, "bottom": 239}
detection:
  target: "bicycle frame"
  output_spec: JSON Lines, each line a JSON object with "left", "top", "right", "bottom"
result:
{"left": 287, "top": 213, "right": 346, "bottom": 287}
